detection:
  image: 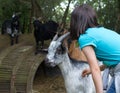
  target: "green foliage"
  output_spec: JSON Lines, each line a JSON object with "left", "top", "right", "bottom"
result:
{"left": 37, "top": 0, "right": 64, "bottom": 21}
{"left": 0, "top": 0, "right": 31, "bottom": 33}
{"left": 0, "top": 0, "right": 20, "bottom": 20}
{"left": 0, "top": 0, "right": 120, "bottom": 33}
{"left": 75, "top": 0, "right": 119, "bottom": 32}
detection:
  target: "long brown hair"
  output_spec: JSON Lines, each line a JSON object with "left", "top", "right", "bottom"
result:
{"left": 70, "top": 4, "right": 99, "bottom": 40}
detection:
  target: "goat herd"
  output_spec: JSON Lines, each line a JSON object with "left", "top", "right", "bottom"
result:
{"left": 1, "top": 13, "right": 59, "bottom": 49}
{"left": 1, "top": 14, "right": 107, "bottom": 93}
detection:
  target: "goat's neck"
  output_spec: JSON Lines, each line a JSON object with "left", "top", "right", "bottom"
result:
{"left": 58, "top": 53, "right": 73, "bottom": 75}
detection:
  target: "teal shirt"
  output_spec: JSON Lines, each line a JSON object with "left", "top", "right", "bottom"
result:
{"left": 78, "top": 27, "right": 120, "bottom": 67}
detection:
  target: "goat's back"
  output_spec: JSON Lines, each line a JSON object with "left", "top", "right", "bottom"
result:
{"left": 33, "top": 20, "right": 58, "bottom": 41}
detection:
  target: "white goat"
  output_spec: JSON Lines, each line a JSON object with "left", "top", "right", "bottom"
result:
{"left": 45, "top": 32, "right": 95, "bottom": 93}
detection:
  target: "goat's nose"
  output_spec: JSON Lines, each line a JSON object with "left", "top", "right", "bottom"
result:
{"left": 44, "top": 58, "right": 50, "bottom": 66}
{"left": 44, "top": 58, "right": 48, "bottom": 63}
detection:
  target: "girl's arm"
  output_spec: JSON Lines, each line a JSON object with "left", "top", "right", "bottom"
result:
{"left": 82, "top": 46, "right": 103, "bottom": 93}
{"left": 82, "top": 64, "right": 106, "bottom": 76}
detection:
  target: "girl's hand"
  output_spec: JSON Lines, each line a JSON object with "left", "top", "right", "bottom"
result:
{"left": 82, "top": 69, "right": 91, "bottom": 77}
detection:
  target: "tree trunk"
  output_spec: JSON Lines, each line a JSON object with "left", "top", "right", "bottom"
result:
{"left": 28, "top": 0, "right": 44, "bottom": 33}
{"left": 61, "top": 0, "right": 72, "bottom": 29}
{"left": 28, "top": 0, "right": 34, "bottom": 33}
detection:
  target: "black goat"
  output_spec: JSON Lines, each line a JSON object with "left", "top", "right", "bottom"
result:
{"left": 33, "top": 19, "right": 59, "bottom": 54}
{"left": 1, "top": 13, "right": 21, "bottom": 45}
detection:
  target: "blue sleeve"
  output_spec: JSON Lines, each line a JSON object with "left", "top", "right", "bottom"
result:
{"left": 78, "top": 34, "right": 97, "bottom": 49}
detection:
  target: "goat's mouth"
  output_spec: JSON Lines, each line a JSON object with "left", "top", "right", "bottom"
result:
{"left": 44, "top": 58, "right": 56, "bottom": 67}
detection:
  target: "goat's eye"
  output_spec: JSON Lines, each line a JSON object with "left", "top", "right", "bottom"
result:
{"left": 56, "top": 45, "right": 66, "bottom": 54}
{"left": 56, "top": 47, "right": 62, "bottom": 54}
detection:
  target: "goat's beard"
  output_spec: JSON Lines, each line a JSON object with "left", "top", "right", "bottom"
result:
{"left": 45, "top": 61, "right": 56, "bottom": 67}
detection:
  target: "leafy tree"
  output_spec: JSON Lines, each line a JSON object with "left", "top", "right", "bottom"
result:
{"left": 0, "top": 0, "right": 120, "bottom": 33}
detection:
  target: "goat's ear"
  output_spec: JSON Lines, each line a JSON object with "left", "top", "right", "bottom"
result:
{"left": 57, "top": 36, "right": 68, "bottom": 54}
{"left": 61, "top": 37, "right": 68, "bottom": 53}
{"left": 57, "top": 44, "right": 67, "bottom": 54}
{"left": 61, "top": 43, "right": 67, "bottom": 54}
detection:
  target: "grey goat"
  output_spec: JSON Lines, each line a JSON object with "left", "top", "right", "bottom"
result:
{"left": 45, "top": 32, "right": 95, "bottom": 93}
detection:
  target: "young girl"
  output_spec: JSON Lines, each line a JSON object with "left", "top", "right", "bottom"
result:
{"left": 70, "top": 4, "right": 120, "bottom": 93}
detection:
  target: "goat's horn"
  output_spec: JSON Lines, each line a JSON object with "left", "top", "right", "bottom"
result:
{"left": 52, "top": 33, "right": 58, "bottom": 41}
{"left": 57, "top": 32, "right": 70, "bottom": 42}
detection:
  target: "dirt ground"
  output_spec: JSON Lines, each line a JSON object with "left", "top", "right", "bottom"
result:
{"left": 0, "top": 33, "right": 108, "bottom": 93}
{"left": 33, "top": 65, "right": 66, "bottom": 93}
{"left": 0, "top": 33, "right": 66, "bottom": 93}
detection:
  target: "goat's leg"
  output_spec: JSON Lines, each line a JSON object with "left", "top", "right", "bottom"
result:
{"left": 35, "top": 41, "right": 39, "bottom": 55}
{"left": 40, "top": 41, "right": 44, "bottom": 49}
{"left": 1, "top": 29, "right": 5, "bottom": 34}
{"left": 15, "top": 35, "right": 19, "bottom": 44}
{"left": 10, "top": 35, "right": 14, "bottom": 45}
{"left": 1, "top": 25, "right": 5, "bottom": 34}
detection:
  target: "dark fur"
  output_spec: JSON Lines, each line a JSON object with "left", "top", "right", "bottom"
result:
{"left": 1, "top": 14, "right": 20, "bottom": 45}
{"left": 33, "top": 20, "right": 59, "bottom": 54}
